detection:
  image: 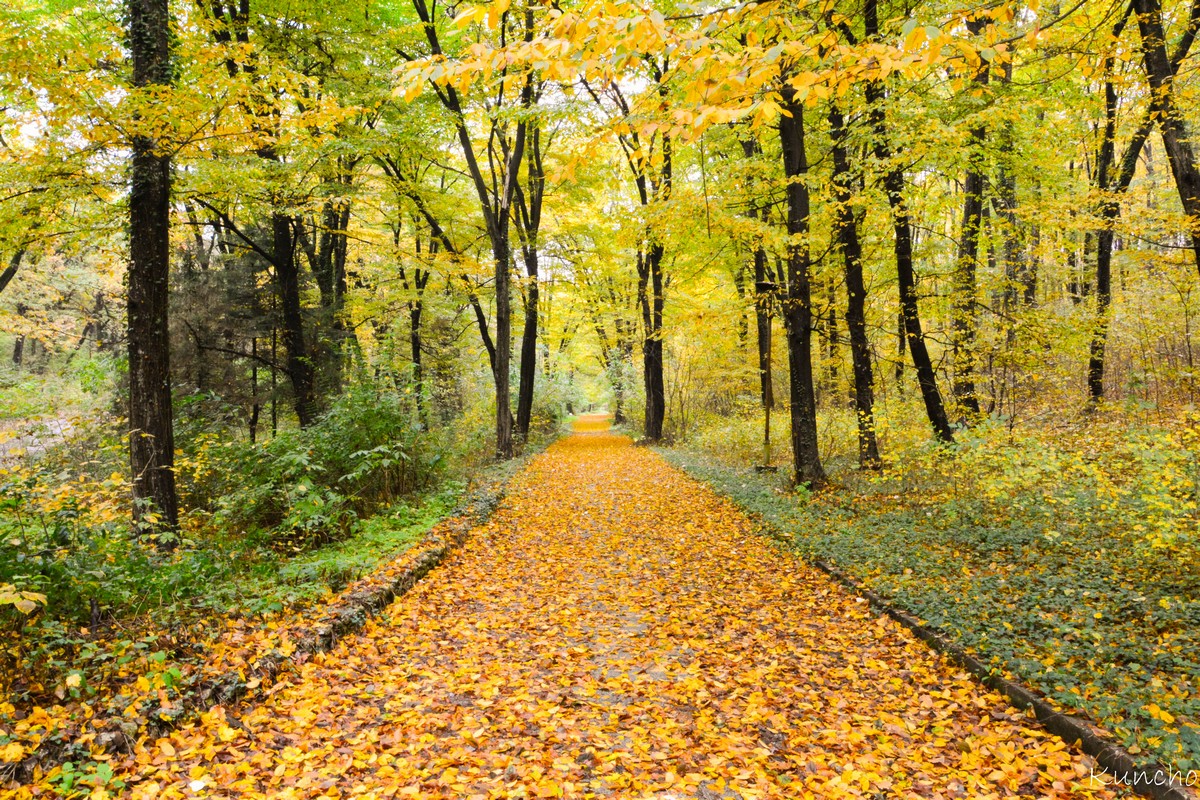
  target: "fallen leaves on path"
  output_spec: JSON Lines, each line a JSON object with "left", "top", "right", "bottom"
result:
{"left": 25, "top": 429, "right": 1116, "bottom": 798}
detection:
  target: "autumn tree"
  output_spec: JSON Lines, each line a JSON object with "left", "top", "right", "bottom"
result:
{"left": 127, "top": 0, "right": 180, "bottom": 530}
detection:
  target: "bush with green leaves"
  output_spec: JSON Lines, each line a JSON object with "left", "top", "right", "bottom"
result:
{"left": 200, "top": 385, "right": 444, "bottom": 550}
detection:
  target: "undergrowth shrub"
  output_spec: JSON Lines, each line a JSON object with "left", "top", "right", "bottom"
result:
{"left": 198, "top": 385, "right": 443, "bottom": 550}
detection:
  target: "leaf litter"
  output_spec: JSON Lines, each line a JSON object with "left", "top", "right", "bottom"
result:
{"left": 28, "top": 427, "right": 1118, "bottom": 799}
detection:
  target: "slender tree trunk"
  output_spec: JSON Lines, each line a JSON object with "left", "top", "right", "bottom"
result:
{"left": 1135, "top": 0, "right": 1200, "bottom": 274}
{"left": 1089, "top": 44, "right": 1121, "bottom": 403}
{"left": 754, "top": 248, "right": 774, "bottom": 413}
{"left": 249, "top": 337, "right": 260, "bottom": 443}
{"left": 864, "top": 0, "right": 953, "bottom": 442}
{"left": 739, "top": 137, "right": 775, "bottom": 420}
{"left": 952, "top": 18, "right": 989, "bottom": 418}
{"left": 996, "top": 63, "right": 1026, "bottom": 340}
{"left": 829, "top": 100, "right": 882, "bottom": 469}
{"left": 273, "top": 214, "right": 317, "bottom": 426}
{"left": 1089, "top": 0, "right": 1197, "bottom": 399}
{"left": 127, "top": 0, "right": 179, "bottom": 532}
{"left": 638, "top": 244, "right": 667, "bottom": 441}
{"left": 516, "top": 252, "right": 538, "bottom": 438}
{"left": 410, "top": 0, "right": 532, "bottom": 459}
{"left": 513, "top": 125, "right": 545, "bottom": 441}
{"left": 0, "top": 250, "right": 24, "bottom": 295}
{"left": 779, "top": 83, "right": 827, "bottom": 488}
{"left": 492, "top": 230, "right": 514, "bottom": 459}
{"left": 410, "top": 299, "right": 425, "bottom": 426}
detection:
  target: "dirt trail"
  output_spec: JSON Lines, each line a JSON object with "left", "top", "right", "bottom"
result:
{"left": 98, "top": 421, "right": 1115, "bottom": 798}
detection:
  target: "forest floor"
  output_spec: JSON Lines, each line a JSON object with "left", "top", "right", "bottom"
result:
{"left": 24, "top": 420, "right": 1123, "bottom": 798}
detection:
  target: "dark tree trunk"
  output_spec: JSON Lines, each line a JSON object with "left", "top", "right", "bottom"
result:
{"left": 1090, "top": 0, "right": 1196, "bottom": 400}
{"left": 127, "top": 0, "right": 179, "bottom": 532}
{"left": 754, "top": 247, "right": 774, "bottom": 412}
{"left": 778, "top": 83, "right": 827, "bottom": 488}
{"left": 638, "top": 243, "right": 667, "bottom": 442}
{"left": 996, "top": 62, "right": 1026, "bottom": 340}
{"left": 411, "top": 0, "right": 532, "bottom": 459}
{"left": 829, "top": 99, "right": 881, "bottom": 469}
{"left": 738, "top": 136, "right": 775, "bottom": 438}
{"left": 516, "top": 266, "right": 538, "bottom": 438}
{"left": 952, "top": 17, "right": 989, "bottom": 418}
{"left": 514, "top": 126, "right": 546, "bottom": 441}
{"left": 1134, "top": 0, "right": 1200, "bottom": 274}
{"left": 860, "top": 0, "right": 953, "bottom": 441}
{"left": 866, "top": 0, "right": 953, "bottom": 443}
{"left": 410, "top": 300, "right": 425, "bottom": 424}
{"left": 303, "top": 185, "right": 355, "bottom": 396}
{"left": 249, "top": 337, "right": 260, "bottom": 443}
{"left": 614, "top": 335, "right": 632, "bottom": 425}
{"left": 491, "top": 219, "right": 515, "bottom": 459}
{"left": 0, "top": 250, "right": 24, "bottom": 295}
{"left": 404, "top": 229, "right": 431, "bottom": 428}
{"left": 1089, "top": 42, "right": 1122, "bottom": 404}
{"left": 273, "top": 214, "right": 317, "bottom": 426}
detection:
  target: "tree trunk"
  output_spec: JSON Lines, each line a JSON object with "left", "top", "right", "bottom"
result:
{"left": 829, "top": 99, "right": 882, "bottom": 469}
{"left": 1089, "top": 45, "right": 1121, "bottom": 404}
{"left": 865, "top": 0, "right": 953, "bottom": 442}
{"left": 1090, "top": 0, "right": 1196, "bottom": 399}
{"left": 514, "top": 126, "right": 546, "bottom": 441}
{"left": 410, "top": 299, "right": 425, "bottom": 426}
{"left": 516, "top": 271, "right": 538, "bottom": 439}
{"left": 127, "top": 0, "right": 180, "bottom": 532}
{"left": 638, "top": 243, "right": 667, "bottom": 441}
{"left": 952, "top": 17, "right": 989, "bottom": 419}
{"left": 778, "top": 83, "right": 827, "bottom": 488}
{"left": 273, "top": 214, "right": 318, "bottom": 426}
{"left": 1134, "top": 0, "right": 1200, "bottom": 274}
{"left": 738, "top": 136, "right": 775, "bottom": 421}
{"left": 754, "top": 248, "right": 774, "bottom": 413}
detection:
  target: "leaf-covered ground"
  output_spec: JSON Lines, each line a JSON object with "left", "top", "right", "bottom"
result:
{"left": 25, "top": 426, "right": 1121, "bottom": 798}
{"left": 662, "top": 433, "right": 1200, "bottom": 773}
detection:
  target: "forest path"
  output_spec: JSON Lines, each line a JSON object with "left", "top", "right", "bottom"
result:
{"left": 113, "top": 421, "right": 1115, "bottom": 799}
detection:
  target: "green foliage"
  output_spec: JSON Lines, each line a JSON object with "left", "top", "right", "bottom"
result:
{"left": 194, "top": 385, "right": 444, "bottom": 550}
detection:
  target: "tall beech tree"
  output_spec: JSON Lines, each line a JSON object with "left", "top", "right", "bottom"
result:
{"left": 127, "top": 0, "right": 179, "bottom": 530}
{"left": 409, "top": 0, "right": 539, "bottom": 459}
{"left": 582, "top": 70, "right": 671, "bottom": 443}
{"left": 864, "top": 0, "right": 954, "bottom": 443}
{"left": 778, "top": 76, "right": 826, "bottom": 488}
{"left": 950, "top": 14, "right": 991, "bottom": 419}
{"left": 513, "top": 121, "right": 548, "bottom": 441}
{"left": 824, "top": 14, "right": 881, "bottom": 470}
{"left": 1089, "top": 0, "right": 1199, "bottom": 400}
{"left": 1134, "top": 0, "right": 1200, "bottom": 275}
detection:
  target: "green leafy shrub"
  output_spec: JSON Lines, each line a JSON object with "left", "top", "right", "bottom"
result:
{"left": 200, "top": 385, "right": 443, "bottom": 550}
